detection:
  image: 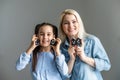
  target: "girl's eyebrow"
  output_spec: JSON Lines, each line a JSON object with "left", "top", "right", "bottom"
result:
{"left": 39, "top": 32, "right": 53, "bottom": 34}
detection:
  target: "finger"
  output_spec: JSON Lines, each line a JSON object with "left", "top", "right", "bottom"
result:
{"left": 81, "top": 39, "right": 84, "bottom": 46}
{"left": 53, "top": 38, "right": 61, "bottom": 46}
{"left": 76, "top": 47, "right": 82, "bottom": 53}
{"left": 69, "top": 40, "right": 74, "bottom": 48}
{"left": 73, "top": 52, "right": 77, "bottom": 55}
{"left": 56, "top": 38, "right": 61, "bottom": 43}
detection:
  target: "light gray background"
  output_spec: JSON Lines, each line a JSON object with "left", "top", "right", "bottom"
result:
{"left": 0, "top": 0, "right": 120, "bottom": 80}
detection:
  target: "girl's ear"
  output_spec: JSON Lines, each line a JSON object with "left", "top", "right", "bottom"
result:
{"left": 53, "top": 34, "right": 55, "bottom": 39}
{"left": 35, "top": 33, "right": 39, "bottom": 37}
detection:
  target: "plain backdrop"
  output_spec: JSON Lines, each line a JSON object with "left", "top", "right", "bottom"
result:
{"left": 0, "top": 0, "right": 120, "bottom": 80}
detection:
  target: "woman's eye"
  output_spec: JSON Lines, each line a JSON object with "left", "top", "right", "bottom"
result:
{"left": 63, "top": 22, "right": 68, "bottom": 24}
{"left": 72, "top": 21, "right": 77, "bottom": 24}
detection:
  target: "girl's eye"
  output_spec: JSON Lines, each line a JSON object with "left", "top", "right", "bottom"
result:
{"left": 40, "top": 33, "right": 44, "bottom": 35}
{"left": 47, "top": 33, "right": 51, "bottom": 36}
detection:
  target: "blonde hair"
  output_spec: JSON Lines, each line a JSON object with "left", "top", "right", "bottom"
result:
{"left": 59, "top": 9, "right": 88, "bottom": 41}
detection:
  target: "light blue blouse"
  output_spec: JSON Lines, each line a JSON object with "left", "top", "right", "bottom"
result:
{"left": 60, "top": 35, "right": 111, "bottom": 80}
{"left": 16, "top": 51, "right": 69, "bottom": 80}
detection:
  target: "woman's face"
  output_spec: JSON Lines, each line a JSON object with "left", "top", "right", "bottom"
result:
{"left": 38, "top": 25, "right": 54, "bottom": 47}
{"left": 62, "top": 14, "right": 79, "bottom": 38}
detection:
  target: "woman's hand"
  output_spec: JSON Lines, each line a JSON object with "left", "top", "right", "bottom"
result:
{"left": 76, "top": 39, "right": 95, "bottom": 67}
{"left": 68, "top": 45, "right": 76, "bottom": 60}
{"left": 75, "top": 39, "right": 86, "bottom": 60}
{"left": 67, "top": 42, "right": 76, "bottom": 74}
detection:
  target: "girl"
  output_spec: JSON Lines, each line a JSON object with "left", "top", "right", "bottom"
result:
{"left": 16, "top": 22, "right": 68, "bottom": 80}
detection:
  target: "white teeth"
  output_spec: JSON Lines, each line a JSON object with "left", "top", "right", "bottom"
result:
{"left": 42, "top": 40, "right": 49, "bottom": 43}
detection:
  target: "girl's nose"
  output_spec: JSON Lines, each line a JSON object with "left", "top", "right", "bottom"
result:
{"left": 43, "top": 34, "right": 48, "bottom": 38}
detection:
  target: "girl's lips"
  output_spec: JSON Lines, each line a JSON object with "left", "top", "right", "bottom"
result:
{"left": 42, "top": 40, "right": 49, "bottom": 43}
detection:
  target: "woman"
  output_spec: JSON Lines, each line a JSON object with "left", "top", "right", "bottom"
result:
{"left": 59, "top": 9, "right": 111, "bottom": 80}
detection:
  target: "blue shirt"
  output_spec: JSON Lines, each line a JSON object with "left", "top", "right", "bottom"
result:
{"left": 16, "top": 51, "right": 69, "bottom": 80}
{"left": 60, "top": 35, "right": 111, "bottom": 80}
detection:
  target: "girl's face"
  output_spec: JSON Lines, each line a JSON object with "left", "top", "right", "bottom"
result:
{"left": 38, "top": 25, "right": 54, "bottom": 47}
{"left": 62, "top": 14, "right": 79, "bottom": 38}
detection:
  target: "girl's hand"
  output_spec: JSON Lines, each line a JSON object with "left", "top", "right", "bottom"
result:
{"left": 31, "top": 34, "right": 39, "bottom": 48}
{"left": 52, "top": 38, "right": 61, "bottom": 56}
{"left": 26, "top": 34, "right": 39, "bottom": 54}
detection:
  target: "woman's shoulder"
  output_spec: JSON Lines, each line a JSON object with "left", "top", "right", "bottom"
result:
{"left": 85, "top": 34, "right": 100, "bottom": 42}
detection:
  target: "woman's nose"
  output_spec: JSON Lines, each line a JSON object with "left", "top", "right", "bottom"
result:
{"left": 69, "top": 22, "right": 73, "bottom": 28}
